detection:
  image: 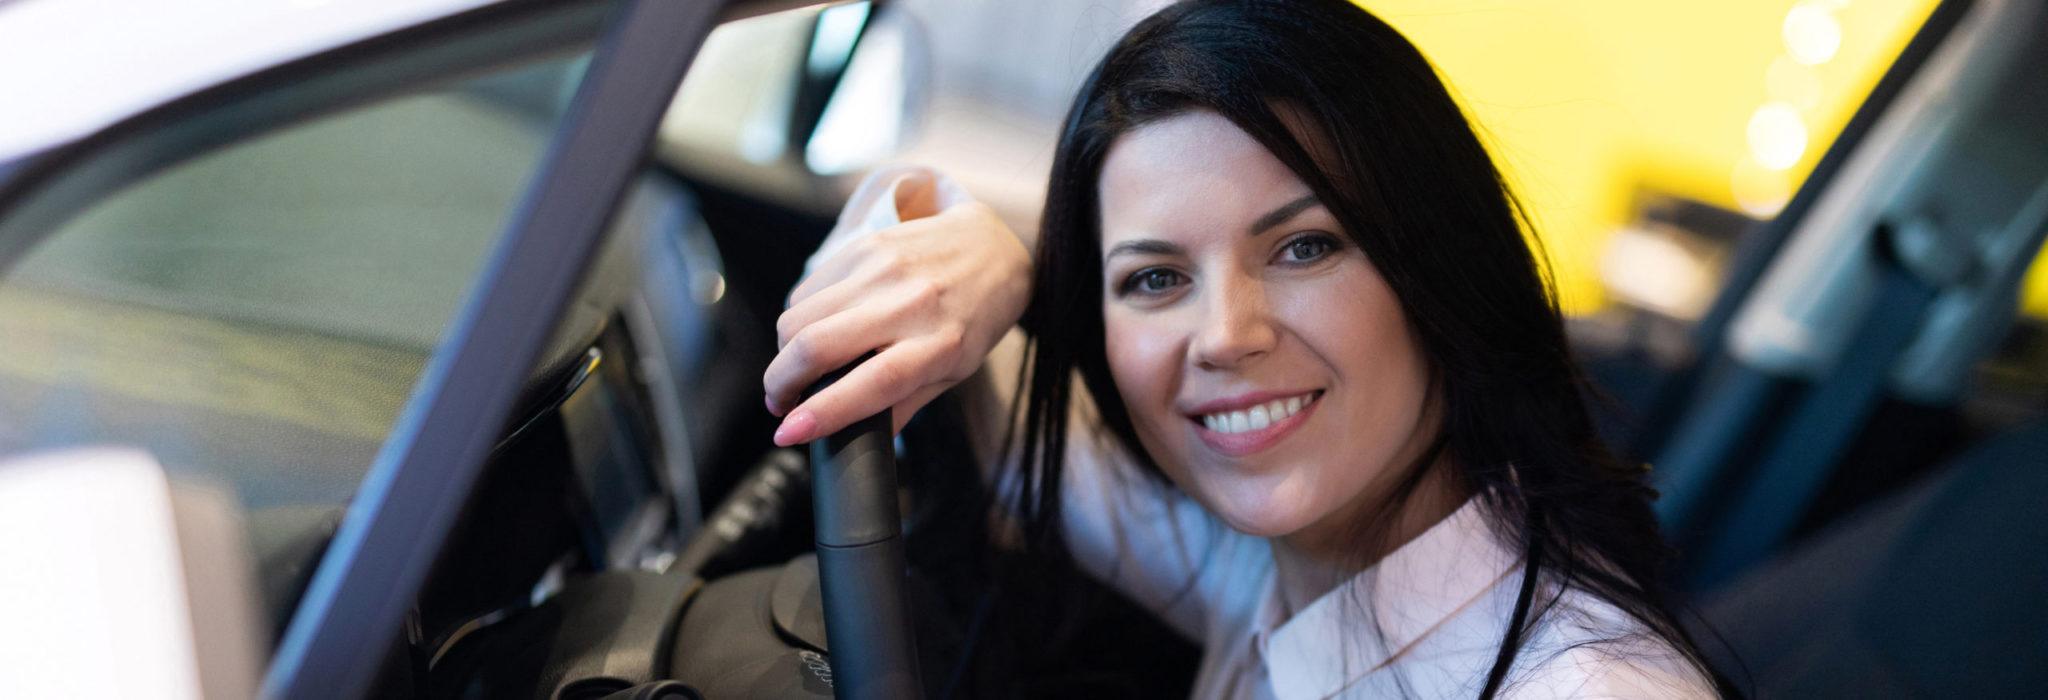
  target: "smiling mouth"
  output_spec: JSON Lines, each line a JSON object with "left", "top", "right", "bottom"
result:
{"left": 1194, "top": 390, "right": 1322, "bottom": 434}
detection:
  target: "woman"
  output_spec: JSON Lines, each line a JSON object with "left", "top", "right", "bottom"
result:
{"left": 765, "top": 0, "right": 1737, "bottom": 696}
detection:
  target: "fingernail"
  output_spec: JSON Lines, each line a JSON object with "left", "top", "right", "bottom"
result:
{"left": 773, "top": 410, "right": 817, "bottom": 446}
{"left": 765, "top": 394, "right": 780, "bottom": 416}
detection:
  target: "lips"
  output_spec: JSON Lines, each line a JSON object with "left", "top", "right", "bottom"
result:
{"left": 1186, "top": 390, "right": 1323, "bottom": 457}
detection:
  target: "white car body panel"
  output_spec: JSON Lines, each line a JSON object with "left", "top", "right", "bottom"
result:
{"left": 0, "top": 0, "right": 498, "bottom": 163}
{"left": 0, "top": 448, "right": 261, "bottom": 700}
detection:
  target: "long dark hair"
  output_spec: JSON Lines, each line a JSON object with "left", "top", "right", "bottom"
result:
{"left": 1009, "top": 0, "right": 1738, "bottom": 696}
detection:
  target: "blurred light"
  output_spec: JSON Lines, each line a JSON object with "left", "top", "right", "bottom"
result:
{"left": 1747, "top": 102, "right": 1808, "bottom": 170}
{"left": 1784, "top": 2, "right": 1842, "bottom": 66}
{"left": 1765, "top": 56, "right": 1822, "bottom": 112}
{"left": 661, "top": 7, "right": 814, "bottom": 167}
{"left": 697, "top": 272, "right": 727, "bottom": 306}
{"left": 806, "top": 15, "right": 906, "bottom": 175}
{"left": 1600, "top": 225, "right": 1717, "bottom": 320}
{"left": 737, "top": 108, "right": 788, "bottom": 164}
{"left": 807, "top": 3, "right": 871, "bottom": 77}
{"left": 1732, "top": 155, "right": 1794, "bottom": 216}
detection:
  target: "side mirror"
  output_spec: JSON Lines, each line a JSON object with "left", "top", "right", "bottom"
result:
{"left": 0, "top": 448, "right": 263, "bottom": 699}
{"left": 800, "top": 3, "right": 930, "bottom": 176}
{"left": 656, "top": 2, "right": 931, "bottom": 210}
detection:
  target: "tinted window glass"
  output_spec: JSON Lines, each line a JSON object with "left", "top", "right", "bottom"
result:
{"left": 0, "top": 52, "right": 590, "bottom": 513}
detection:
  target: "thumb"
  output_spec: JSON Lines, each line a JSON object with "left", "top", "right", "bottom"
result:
{"left": 893, "top": 170, "right": 944, "bottom": 221}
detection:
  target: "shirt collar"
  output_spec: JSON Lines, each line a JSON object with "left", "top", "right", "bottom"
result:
{"left": 1253, "top": 496, "right": 1522, "bottom": 700}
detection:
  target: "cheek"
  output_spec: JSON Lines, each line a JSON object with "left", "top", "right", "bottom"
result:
{"left": 1276, "top": 264, "right": 1432, "bottom": 453}
{"left": 1102, "top": 309, "right": 1187, "bottom": 438}
{"left": 1278, "top": 264, "right": 1421, "bottom": 382}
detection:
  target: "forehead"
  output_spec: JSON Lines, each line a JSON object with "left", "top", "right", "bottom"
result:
{"left": 1096, "top": 110, "right": 1311, "bottom": 247}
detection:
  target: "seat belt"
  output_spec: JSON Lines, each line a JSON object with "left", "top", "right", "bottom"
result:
{"left": 1688, "top": 257, "right": 1936, "bottom": 588}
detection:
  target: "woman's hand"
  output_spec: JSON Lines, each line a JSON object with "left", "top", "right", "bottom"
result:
{"left": 763, "top": 173, "right": 1031, "bottom": 446}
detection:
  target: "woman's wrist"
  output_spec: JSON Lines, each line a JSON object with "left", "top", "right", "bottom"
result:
{"left": 804, "top": 165, "right": 982, "bottom": 280}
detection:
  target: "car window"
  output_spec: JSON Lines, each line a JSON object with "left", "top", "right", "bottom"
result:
{"left": 0, "top": 51, "right": 591, "bottom": 514}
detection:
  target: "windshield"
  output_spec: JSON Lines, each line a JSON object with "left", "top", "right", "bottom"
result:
{"left": 0, "top": 51, "right": 592, "bottom": 513}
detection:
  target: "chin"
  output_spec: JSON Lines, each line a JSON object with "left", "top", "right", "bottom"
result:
{"left": 1162, "top": 451, "right": 1331, "bottom": 540}
{"left": 1204, "top": 489, "right": 1320, "bottom": 539}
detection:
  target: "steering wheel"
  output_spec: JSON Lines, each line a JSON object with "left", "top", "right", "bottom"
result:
{"left": 805, "top": 358, "right": 924, "bottom": 700}
{"left": 664, "top": 355, "right": 927, "bottom": 700}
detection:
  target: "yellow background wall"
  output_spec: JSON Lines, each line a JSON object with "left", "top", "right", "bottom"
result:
{"left": 1360, "top": 0, "right": 2047, "bottom": 317}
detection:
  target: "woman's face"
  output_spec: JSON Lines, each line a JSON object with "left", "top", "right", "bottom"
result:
{"left": 1097, "top": 110, "right": 1439, "bottom": 546}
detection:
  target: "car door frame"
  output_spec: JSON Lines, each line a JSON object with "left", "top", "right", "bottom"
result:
{"left": 258, "top": 1, "right": 745, "bottom": 697}
{"left": 0, "top": 0, "right": 819, "bottom": 697}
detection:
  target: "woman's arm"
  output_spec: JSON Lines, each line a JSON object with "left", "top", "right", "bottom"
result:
{"left": 762, "top": 166, "right": 1031, "bottom": 445}
{"left": 766, "top": 166, "right": 1245, "bottom": 641}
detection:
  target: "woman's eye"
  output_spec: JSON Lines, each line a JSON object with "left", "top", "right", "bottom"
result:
{"left": 1122, "top": 268, "right": 1184, "bottom": 295}
{"left": 1280, "top": 234, "right": 1337, "bottom": 263}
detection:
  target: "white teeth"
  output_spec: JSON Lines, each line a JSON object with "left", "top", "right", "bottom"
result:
{"left": 1197, "top": 392, "right": 1318, "bottom": 434}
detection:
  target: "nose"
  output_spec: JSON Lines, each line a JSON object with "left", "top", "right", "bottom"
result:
{"left": 1191, "top": 271, "right": 1278, "bottom": 370}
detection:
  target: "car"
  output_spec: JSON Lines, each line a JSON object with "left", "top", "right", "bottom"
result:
{"left": 2, "top": 0, "right": 1155, "bottom": 697}
{"left": 0, "top": 0, "right": 931, "bottom": 697}
{"left": 0, "top": 0, "right": 2042, "bottom": 698}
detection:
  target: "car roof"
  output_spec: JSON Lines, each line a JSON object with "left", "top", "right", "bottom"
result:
{"left": 0, "top": 0, "right": 501, "bottom": 162}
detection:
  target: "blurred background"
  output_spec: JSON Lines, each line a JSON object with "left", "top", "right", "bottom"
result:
{"left": 674, "top": 0, "right": 2036, "bottom": 310}
{"left": 5, "top": 0, "right": 2044, "bottom": 696}
{"left": 661, "top": 4, "right": 2048, "bottom": 692}
{"left": 667, "top": 0, "right": 2046, "bottom": 424}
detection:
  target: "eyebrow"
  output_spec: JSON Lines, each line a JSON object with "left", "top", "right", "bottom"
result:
{"left": 1104, "top": 238, "right": 1184, "bottom": 261}
{"left": 1247, "top": 194, "right": 1321, "bottom": 236}
{"left": 1101, "top": 194, "right": 1322, "bottom": 262}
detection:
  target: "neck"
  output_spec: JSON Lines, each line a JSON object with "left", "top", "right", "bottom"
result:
{"left": 1270, "top": 454, "right": 1468, "bottom": 618}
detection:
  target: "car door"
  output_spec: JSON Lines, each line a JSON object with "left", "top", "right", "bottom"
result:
{"left": 0, "top": 0, "right": 777, "bottom": 697}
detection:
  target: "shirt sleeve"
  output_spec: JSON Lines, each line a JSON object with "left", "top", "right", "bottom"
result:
{"left": 801, "top": 164, "right": 976, "bottom": 280}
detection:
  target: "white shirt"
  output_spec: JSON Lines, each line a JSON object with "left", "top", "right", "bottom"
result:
{"left": 817, "top": 167, "right": 1718, "bottom": 700}
{"left": 1055, "top": 419, "right": 1717, "bottom": 699}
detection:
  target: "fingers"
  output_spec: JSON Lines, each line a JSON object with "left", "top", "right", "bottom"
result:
{"left": 768, "top": 196, "right": 1021, "bottom": 444}
{"left": 764, "top": 300, "right": 901, "bottom": 415}
{"left": 772, "top": 340, "right": 948, "bottom": 446}
{"left": 770, "top": 273, "right": 953, "bottom": 415}
{"left": 776, "top": 275, "right": 868, "bottom": 350}
{"left": 787, "top": 248, "right": 862, "bottom": 310}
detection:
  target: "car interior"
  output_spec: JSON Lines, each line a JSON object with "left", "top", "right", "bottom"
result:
{"left": 0, "top": 0, "right": 2041, "bottom": 698}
